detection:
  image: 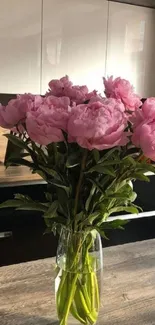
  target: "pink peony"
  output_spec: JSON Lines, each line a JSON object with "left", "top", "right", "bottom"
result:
{"left": 48, "top": 75, "right": 97, "bottom": 104}
{"left": 67, "top": 99, "right": 129, "bottom": 150}
{"left": 64, "top": 85, "right": 89, "bottom": 104}
{"left": 103, "top": 76, "right": 142, "bottom": 111}
{"left": 45, "top": 95, "right": 70, "bottom": 109}
{"left": 88, "top": 93, "right": 104, "bottom": 104}
{"left": 0, "top": 94, "right": 45, "bottom": 130}
{"left": 132, "top": 98, "right": 155, "bottom": 161}
{"left": 48, "top": 75, "right": 73, "bottom": 97}
{"left": 26, "top": 97, "right": 71, "bottom": 145}
{"left": 0, "top": 97, "right": 32, "bottom": 129}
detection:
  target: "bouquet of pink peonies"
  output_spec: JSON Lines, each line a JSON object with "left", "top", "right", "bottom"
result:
{"left": 0, "top": 75, "right": 155, "bottom": 325}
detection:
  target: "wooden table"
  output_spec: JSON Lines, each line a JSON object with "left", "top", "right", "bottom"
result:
{"left": 0, "top": 165, "right": 42, "bottom": 186}
{"left": 0, "top": 239, "right": 155, "bottom": 325}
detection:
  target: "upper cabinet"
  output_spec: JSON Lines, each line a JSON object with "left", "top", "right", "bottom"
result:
{"left": 41, "top": 0, "right": 108, "bottom": 94}
{"left": 0, "top": 0, "right": 155, "bottom": 97}
{"left": 106, "top": 2, "right": 155, "bottom": 98}
{"left": 0, "top": 0, "right": 42, "bottom": 94}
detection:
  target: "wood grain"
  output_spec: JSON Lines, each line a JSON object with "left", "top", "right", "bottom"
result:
{"left": 0, "top": 239, "right": 155, "bottom": 325}
{"left": 0, "top": 165, "right": 42, "bottom": 186}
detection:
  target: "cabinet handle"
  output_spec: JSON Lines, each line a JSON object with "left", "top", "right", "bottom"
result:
{"left": 0, "top": 231, "right": 12, "bottom": 238}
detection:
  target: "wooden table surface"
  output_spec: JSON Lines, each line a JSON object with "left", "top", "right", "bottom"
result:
{"left": 0, "top": 239, "right": 155, "bottom": 325}
{"left": 0, "top": 165, "right": 42, "bottom": 186}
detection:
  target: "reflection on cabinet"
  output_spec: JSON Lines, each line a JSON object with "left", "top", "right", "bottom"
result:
{"left": 41, "top": 0, "right": 108, "bottom": 94}
{"left": 106, "top": 2, "right": 155, "bottom": 98}
{"left": 0, "top": 0, "right": 155, "bottom": 99}
{"left": 0, "top": 0, "right": 42, "bottom": 94}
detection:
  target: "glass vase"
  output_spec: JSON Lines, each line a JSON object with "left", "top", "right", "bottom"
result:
{"left": 55, "top": 227, "right": 103, "bottom": 325}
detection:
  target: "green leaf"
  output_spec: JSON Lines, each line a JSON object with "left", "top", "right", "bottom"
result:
{"left": 5, "top": 158, "right": 34, "bottom": 169}
{"left": 87, "top": 178, "right": 104, "bottom": 195}
{"left": 87, "top": 212, "right": 100, "bottom": 224}
{"left": 106, "top": 193, "right": 129, "bottom": 199}
{"left": 109, "top": 206, "right": 139, "bottom": 215}
{"left": 39, "top": 165, "right": 61, "bottom": 181}
{"left": 4, "top": 134, "right": 29, "bottom": 151}
{"left": 85, "top": 185, "right": 96, "bottom": 212}
{"left": 88, "top": 165, "right": 116, "bottom": 177}
{"left": 6, "top": 152, "right": 30, "bottom": 160}
{"left": 92, "top": 150, "right": 100, "bottom": 163}
{"left": 4, "top": 134, "right": 38, "bottom": 165}
{"left": 98, "top": 147, "right": 120, "bottom": 164}
{"left": 122, "top": 156, "right": 136, "bottom": 166}
{"left": 129, "top": 191, "right": 137, "bottom": 203}
{"left": 16, "top": 202, "right": 47, "bottom": 212}
{"left": 49, "top": 180, "right": 70, "bottom": 196}
{"left": 4, "top": 135, "right": 24, "bottom": 166}
{"left": 94, "top": 227, "right": 109, "bottom": 240}
{"left": 0, "top": 200, "right": 23, "bottom": 209}
{"left": 14, "top": 194, "right": 32, "bottom": 202}
{"left": 106, "top": 183, "right": 137, "bottom": 203}
{"left": 75, "top": 211, "right": 84, "bottom": 223}
{"left": 99, "top": 160, "right": 121, "bottom": 166}
{"left": 132, "top": 172, "right": 150, "bottom": 182}
{"left": 137, "top": 163, "right": 155, "bottom": 173}
{"left": 57, "top": 188, "right": 70, "bottom": 218}
{"left": 66, "top": 152, "right": 80, "bottom": 168}
{"left": 45, "top": 192, "right": 53, "bottom": 202}
{"left": 131, "top": 203, "right": 143, "bottom": 212}
{"left": 44, "top": 200, "right": 58, "bottom": 218}
{"left": 101, "top": 219, "right": 129, "bottom": 230}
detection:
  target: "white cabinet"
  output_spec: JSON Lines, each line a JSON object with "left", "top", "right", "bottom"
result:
{"left": 41, "top": 0, "right": 108, "bottom": 94}
{"left": 106, "top": 2, "right": 155, "bottom": 98}
{"left": 1, "top": 1, "right": 155, "bottom": 97}
{"left": 0, "top": 0, "right": 42, "bottom": 94}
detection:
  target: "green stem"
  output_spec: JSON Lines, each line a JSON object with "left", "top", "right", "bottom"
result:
{"left": 57, "top": 231, "right": 100, "bottom": 325}
{"left": 60, "top": 273, "right": 78, "bottom": 325}
{"left": 93, "top": 272, "right": 100, "bottom": 311}
{"left": 53, "top": 143, "right": 58, "bottom": 165}
{"left": 70, "top": 298, "right": 87, "bottom": 324}
{"left": 74, "top": 150, "right": 88, "bottom": 231}
{"left": 56, "top": 270, "right": 67, "bottom": 318}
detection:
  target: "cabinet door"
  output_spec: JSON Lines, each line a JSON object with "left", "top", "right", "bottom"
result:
{"left": 41, "top": 0, "right": 108, "bottom": 94}
{"left": 106, "top": 2, "right": 155, "bottom": 98}
{"left": 0, "top": 0, "right": 42, "bottom": 94}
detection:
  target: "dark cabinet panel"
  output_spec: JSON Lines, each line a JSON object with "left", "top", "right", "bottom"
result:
{"left": 0, "top": 179, "right": 155, "bottom": 266}
{"left": 110, "top": 0, "right": 155, "bottom": 9}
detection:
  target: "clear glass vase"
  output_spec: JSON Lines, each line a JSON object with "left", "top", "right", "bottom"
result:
{"left": 55, "top": 227, "right": 103, "bottom": 325}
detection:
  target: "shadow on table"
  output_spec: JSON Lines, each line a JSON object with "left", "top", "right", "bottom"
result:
{"left": 0, "top": 311, "right": 58, "bottom": 325}
{"left": 99, "top": 309, "right": 155, "bottom": 325}
{"left": 1, "top": 309, "right": 155, "bottom": 325}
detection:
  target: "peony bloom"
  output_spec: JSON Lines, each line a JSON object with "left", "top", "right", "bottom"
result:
{"left": 103, "top": 76, "right": 142, "bottom": 111}
{"left": 48, "top": 75, "right": 73, "bottom": 97}
{"left": 26, "top": 97, "right": 71, "bottom": 145}
{"left": 48, "top": 75, "right": 97, "bottom": 104}
{"left": 64, "top": 85, "right": 89, "bottom": 104}
{"left": 67, "top": 98, "right": 129, "bottom": 150}
{"left": 45, "top": 95, "right": 70, "bottom": 109}
{"left": 0, "top": 96, "right": 33, "bottom": 129}
{"left": 132, "top": 98, "right": 155, "bottom": 161}
{"left": 0, "top": 93, "right": 45, "bottom": 130}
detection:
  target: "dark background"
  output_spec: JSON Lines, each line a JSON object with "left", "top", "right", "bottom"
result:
{"left": 110, "top": 0, "right": 155, "bottom": 9}
{"left": 0, "top": 178, "right": 155, "bottom": 267}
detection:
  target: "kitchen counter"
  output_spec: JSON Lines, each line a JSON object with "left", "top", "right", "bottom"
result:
{"left": 0, "top": 239, "right": 155, "bottom": 325}
{"left": 0, "top": 165, "right": 43, "bottom": 187}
